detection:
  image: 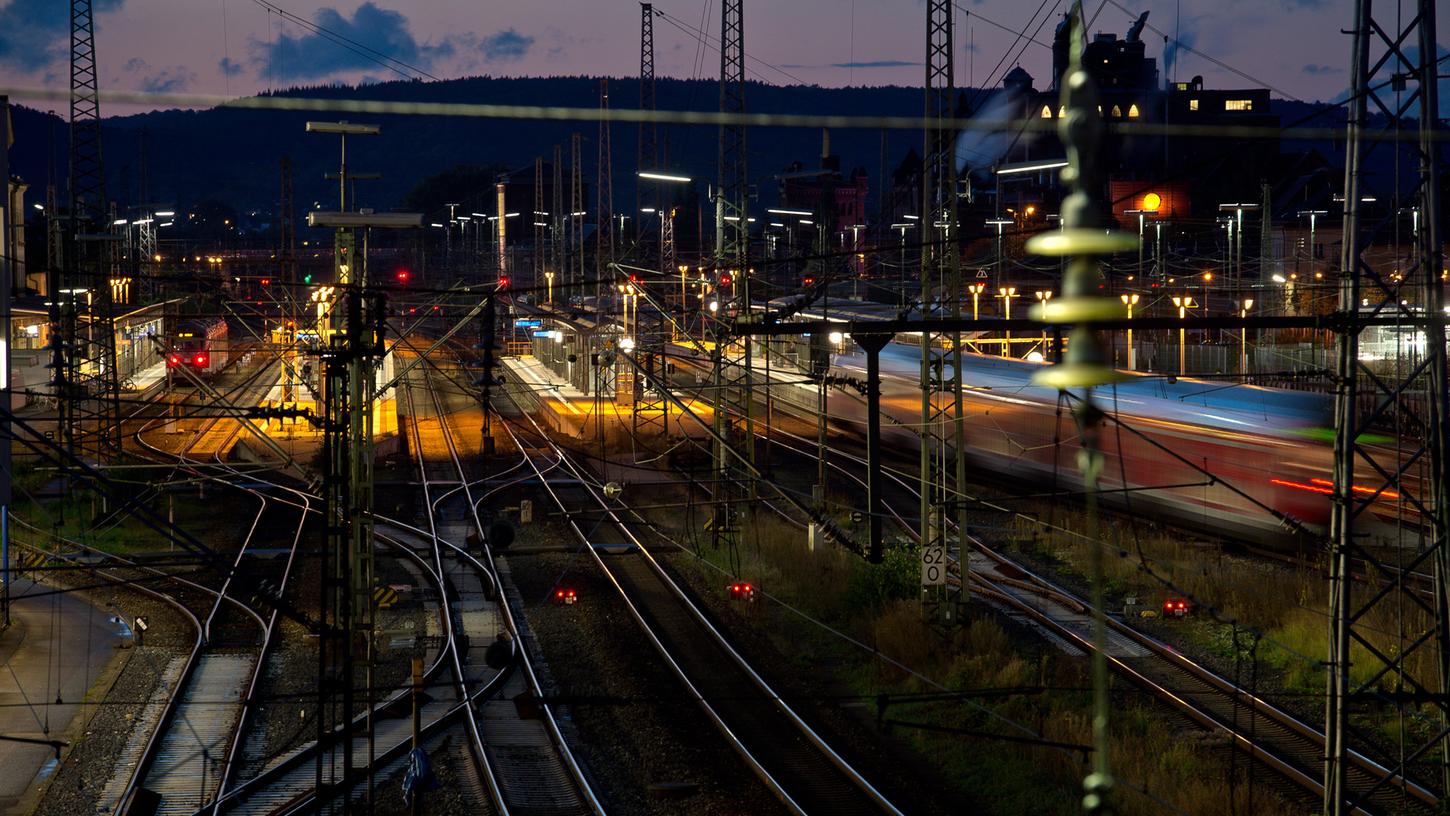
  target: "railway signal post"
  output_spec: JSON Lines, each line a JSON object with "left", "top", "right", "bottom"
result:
{"left": 307, "top": 201, "right": 420, "bottom": 811}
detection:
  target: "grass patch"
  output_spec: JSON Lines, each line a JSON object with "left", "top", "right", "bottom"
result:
{"left": 663, "top": 504, "right": 1308, "bottom": 814}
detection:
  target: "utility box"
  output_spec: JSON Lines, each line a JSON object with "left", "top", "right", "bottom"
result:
{"left": 520, "top": 499, "right": 534, "bottom": 524}
{"left": 808, "top": 522, "right": 822, "bottom": 552}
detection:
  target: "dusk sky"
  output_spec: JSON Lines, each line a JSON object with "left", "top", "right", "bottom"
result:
{"left": 0, "top": 0, "right": 1444, "bottom": 110}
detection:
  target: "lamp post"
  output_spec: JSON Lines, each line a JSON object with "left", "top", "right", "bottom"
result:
{"left": 1034, "top": 290, "right": 1053, "bottom": 356}
{"left": 891, "top": 222, "right": 917, "bottom": 308}
{"left": 1218, "top": 202, "right": 1260, "bottom": 292}
{"left": 1296, "top": 209, "right": 1328, "bottom": 278}
{"left": 1120, "top": 293, "right": 1140, "bottom": 370}
{"left": 545, "top": 270, "right": 555, "bottom": 305}
{"left": 967, "top": 282, "right": 986, "bottom": 353}
{"left": 1125, "top": 208, "right": 1158, "bottom": 280}
{"left": 987, "top": 219, "right": 1013, "bottom": 289}
{"left": 1239, "top": 298, "right": 1255, "bottom": 375}
{"left": 1171, "top": 295, "right": 1196, "bottom": 375}
{"left": 997, "top": 286, "right": 1017, "bottom": 357}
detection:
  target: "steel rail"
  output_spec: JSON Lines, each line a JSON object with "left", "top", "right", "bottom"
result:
{"left": 397, "top": 372, "right": 510, "bottom": 814}
{"left": 498, "top": 403, "right": 905, "bottom": 815}
{"left": 760, "top": 417, "right": 1442, "bottom": 811}
{"left": 419, "top": 356, "right": 603, "bottom": 816}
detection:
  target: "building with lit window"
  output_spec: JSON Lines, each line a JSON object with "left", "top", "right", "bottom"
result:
{"left": 1009, "top": 13, "right": 1279, "bottom": 222}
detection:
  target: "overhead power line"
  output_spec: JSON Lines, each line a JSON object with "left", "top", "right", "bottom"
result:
{"left": 246, "top": 0, "right": 440, "bottom": 83}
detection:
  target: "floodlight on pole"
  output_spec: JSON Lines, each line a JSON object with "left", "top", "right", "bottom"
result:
{"left": 305, "top": 121, "right": 381, "bottom": 135}
{"left": 994, "top": 159, "right": 1069, "bottom": 176}
{"left": 637, "top": 171, "right": 692, "bottom": 184}
{"left": 308, "top": 212, "right": 424, "bottom": 229}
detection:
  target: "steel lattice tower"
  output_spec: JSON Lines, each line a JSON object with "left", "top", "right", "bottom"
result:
{"left": 632, "top": 3, "right": 670, "bottom": 437}
{"left": 534, "top": 156, "right": 545, "bottom": 294}
{"left": 1325, "top": 0, "right": 1448, "bottom": 810}
{"left": 58, "top": 0, "right": 122, "bottom": 463}
{"left": 638, "top": 3, "right": 657, "bottom": 236}
{"left": 918, "top": 0, "right": 967, "bottom": 621}
{"left": 552, "top": 143, "right": 564, "bottom": 300}
{"left": 596, "top": 79, "right": 614, "bottom": 300}
{"left": 279, "top": 157, "right": 298, "bottom": 403}
{"left": 709, "top": 0, "right": 752, "bottom": 550}
{"left": 570, "top": 133, "right": 584, "bottom": 299}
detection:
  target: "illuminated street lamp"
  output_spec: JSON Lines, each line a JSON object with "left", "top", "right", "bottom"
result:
{"left": 987, "top": 219, "right": 1013, "bottom": 288}
{"left": 890, "top": 222, "right": 918, "bottom": 308}
{"left": 1034, "top": 290, "right": 1053, "bottom": 357}
{"left": 1126, "top": 206, "right": 1159, "bottom": 279}
{"left": 966, "top": 282, "right": 987, "bottom": 353}
{"left": 638, "top": 170, "right": 692, "bottom": 184}
{"left": 997, "top": 286, "right": 1017, "bottom": 357}
{"left": 1239, "top": 298, "right": 1255, "bottom": 375}
{"left": 1120, "top": 293, "right": 1140, "bottom": 370}
{"left": 968, "top": 282, "right": 987, "bottom": 320}
{"left": 545, "top": 269, "right": 555, "bottom": 305}
{"left": 1171, "top": 295, "right": 1197, "bottom": 375}
{"left": 1296, "top": 209, "right": 1328, "bottom": 279}
{"left": 1217, "top": 202, "right": 1260, "bottom": 285}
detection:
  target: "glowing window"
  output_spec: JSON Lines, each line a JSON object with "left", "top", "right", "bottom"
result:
{"left": 1225, "top": 99, "right": 1252, "bottom": 111}
{"left": 1189, "top": 99, "right": 1199, "bottom": 111}
{"left": 1058, "top": 105, "right": 1066, "bottom": 117}
{"left": 1041, "top": 105, "right": 1053, "bottom": 119}
{"left": 1111, "top": 105, "right": 1122, "bottom": 118}
{"left": 1128, "top": 103, "right": 1140, "bottom": 118}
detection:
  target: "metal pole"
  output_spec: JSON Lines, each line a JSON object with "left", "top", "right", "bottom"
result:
{"left": 860, "top": 334, "right": 890, "bottom": 562}
{"left": 410, "top": 657, "right": 422, "bottom": 816}
{"left": 0, "top": 95, "right": 10, "bottom": 628}
{"left": 1325, "top": 3, "right": 1369, "bottom": 810}
{"left": 1415, "top": 0, "right": 1449, "bottom": 794}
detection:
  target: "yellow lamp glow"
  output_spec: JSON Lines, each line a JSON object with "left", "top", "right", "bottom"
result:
{"left": 1143, "top": 192, "right": 1162, "bottom": 211}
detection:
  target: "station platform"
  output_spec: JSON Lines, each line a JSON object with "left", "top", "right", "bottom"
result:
{"left": 501, "top": 355, "right": 711, "bottom": 439}
{"left": 124, "top": 360, "right": 169, "bottom": 393}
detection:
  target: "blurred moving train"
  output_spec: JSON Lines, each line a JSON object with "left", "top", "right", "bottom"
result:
{"left": 166, "top": 318, "right": 229, "bottom": 377}
{"left": 542, "top": 297, "right": 1381, "bottom": 546}
{"left": 714, "top": 340, "right": 1354, "bottom": 546}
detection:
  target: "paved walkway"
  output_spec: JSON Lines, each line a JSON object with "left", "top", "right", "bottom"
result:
{"left": 126, "top": 359, "right": 170, "bottom": 392}
{"left": 0, "top": 579, "right": 128, "bottom": 814}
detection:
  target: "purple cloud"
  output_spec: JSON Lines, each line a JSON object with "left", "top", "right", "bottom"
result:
{"left": 248, "top": 2, "right": 449, "bottom": 80}
{"left": 480, "top": 28, "right": 534, "bottom": 62}
{"left": 0, "top": 0, "right": 125, "bottom": 71}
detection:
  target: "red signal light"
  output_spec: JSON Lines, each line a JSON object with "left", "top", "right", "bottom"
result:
{"left": 192, "top": 352, "right": 209, "bottom": 368}
{"left": 498, "top": 276, "right": 510, "bottom": 290}
{"left": 396, "top": 269, "right": 410, "bottom": 283}
{"left": 728, "top": 582, "right": 756, "bottom": 600}
{"left": 167, "top": 354, "right": 181, "bottom": 368}
{"left": 719, "top": 272, "right": 733, "bottom": 286}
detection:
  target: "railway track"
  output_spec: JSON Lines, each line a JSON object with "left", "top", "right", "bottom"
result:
{"left": 402, "top": 351, "right": 599, "bottom": 815}
{"left": 494, "top": 393, "right": 903, "bottom": 815}
{"left": 124, "top": 371, "right": 310, "bottom": 814}
{"left": 755, "top": 419, "right": 1442, "bottom": 815}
